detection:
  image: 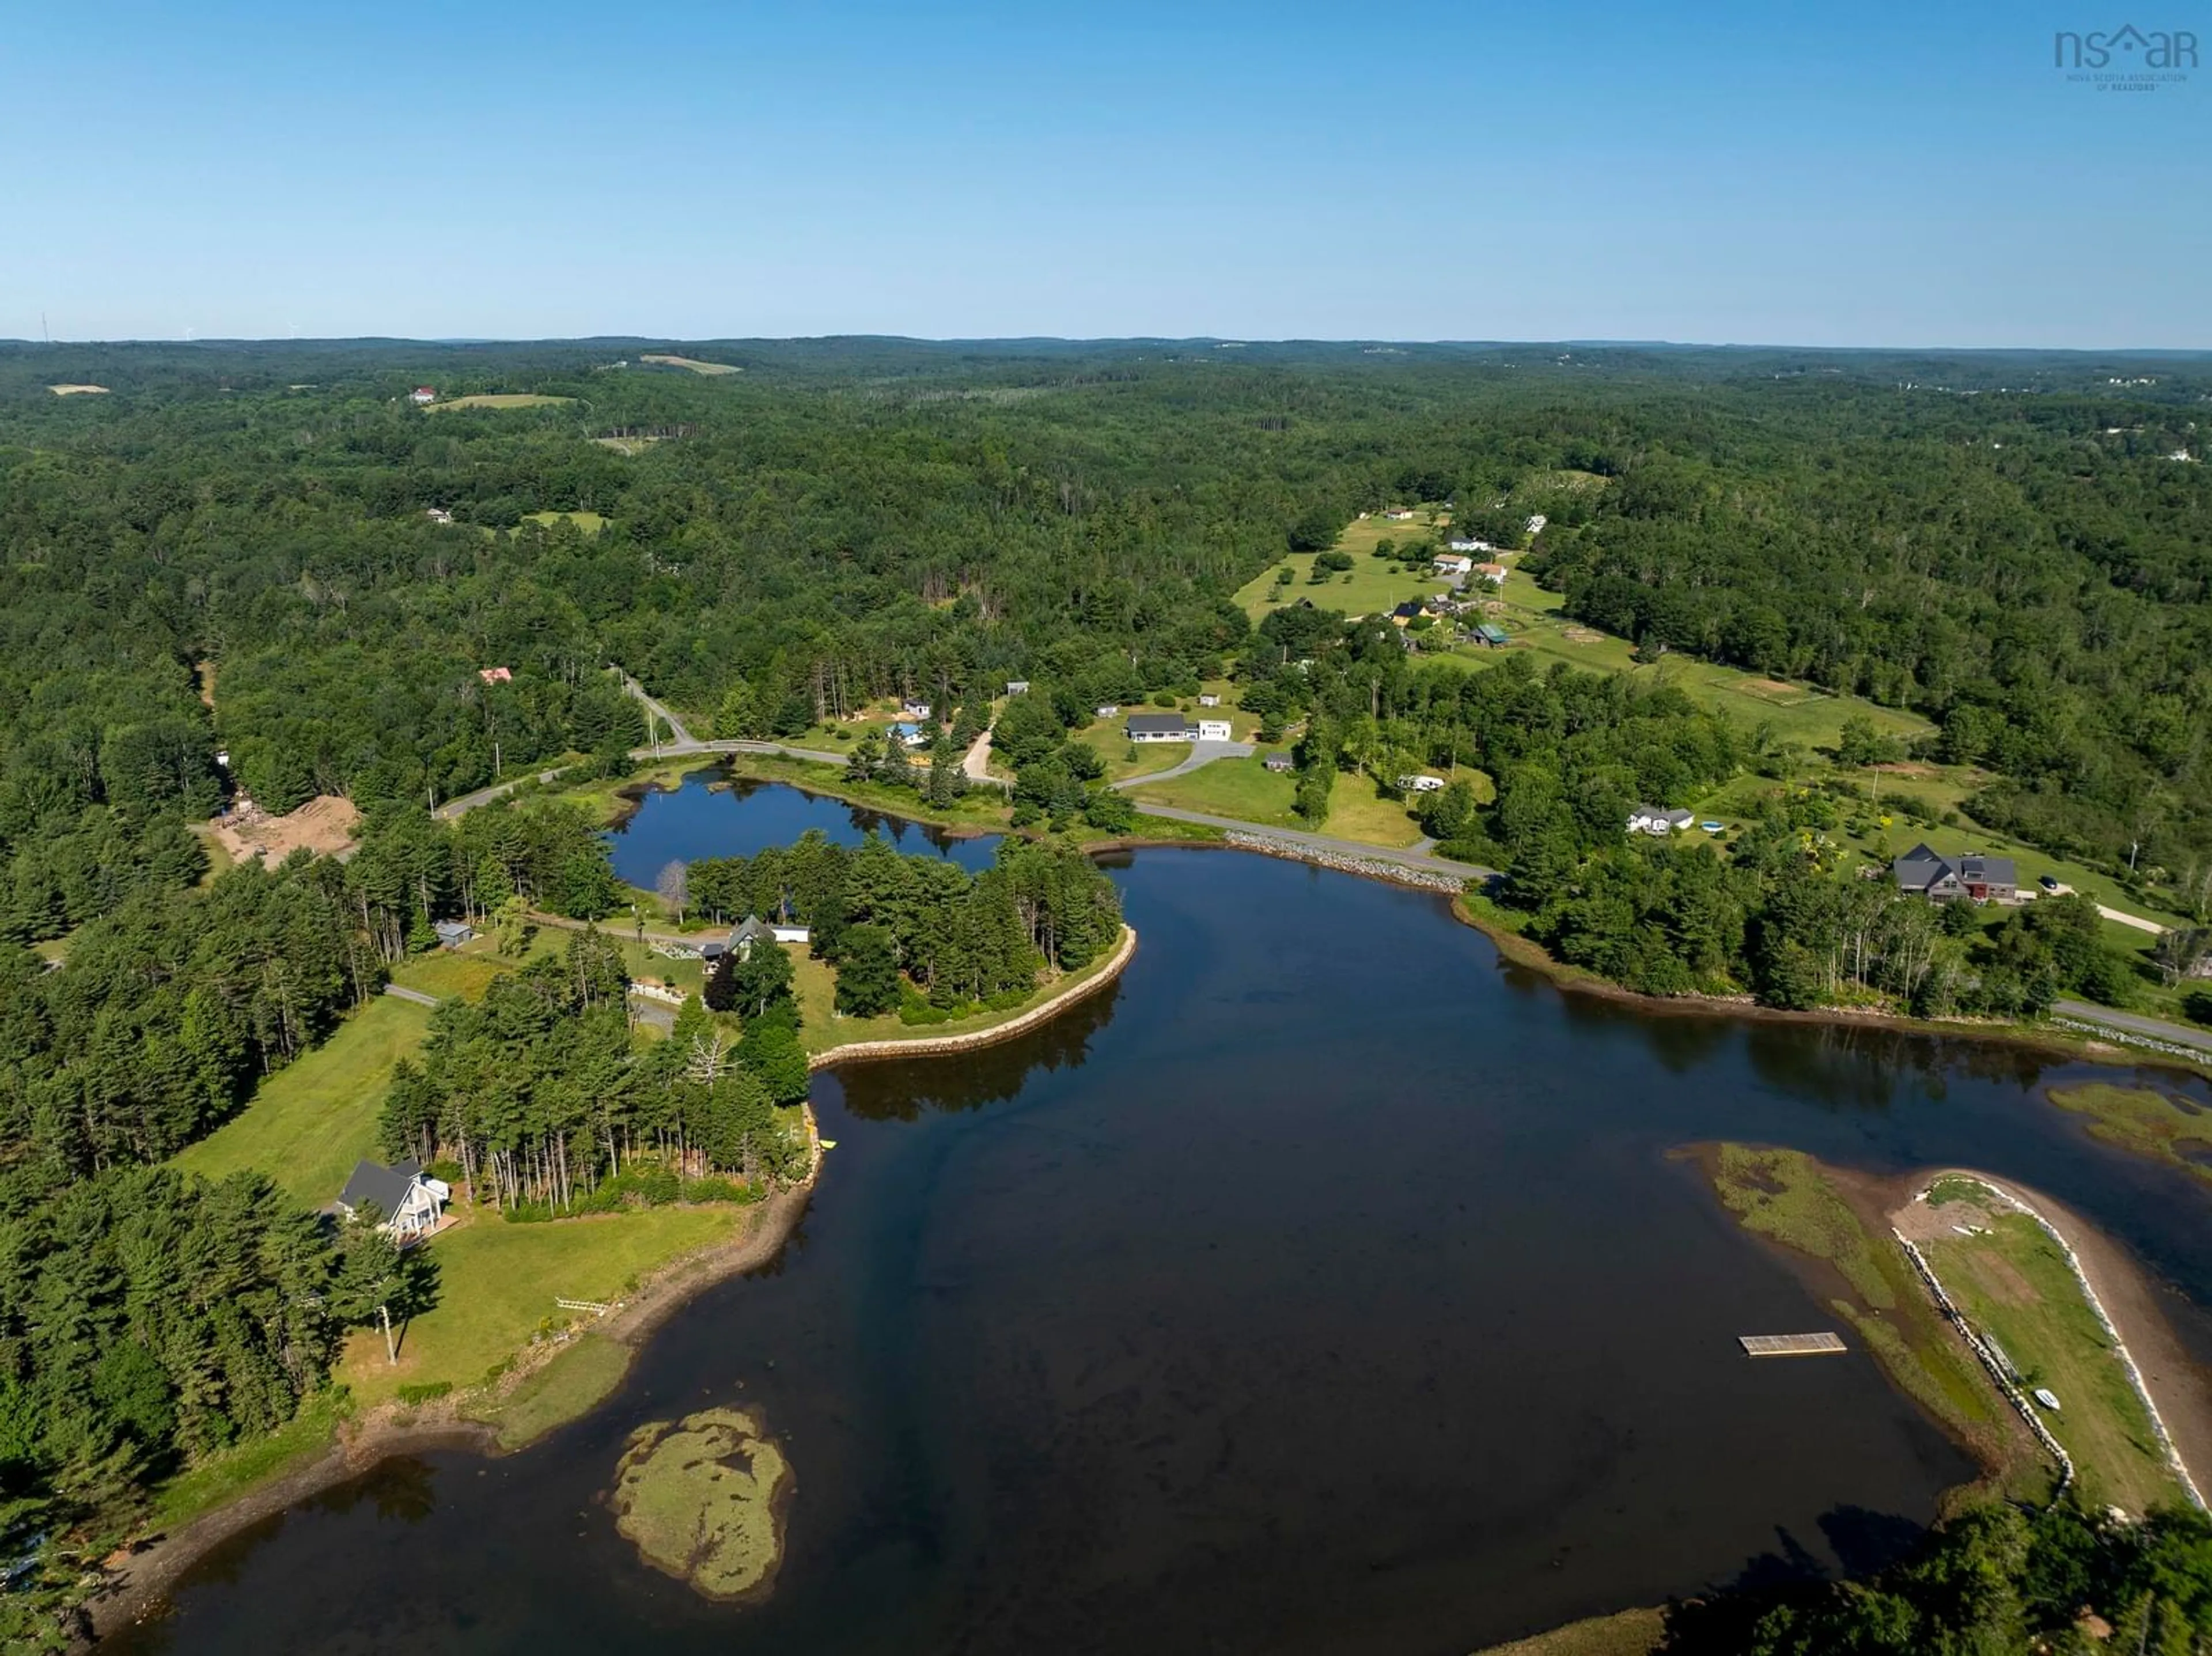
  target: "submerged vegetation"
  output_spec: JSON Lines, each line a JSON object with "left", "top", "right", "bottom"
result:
{"left": 611, "top": 1405, "right": 792, "bottom": 1602}
{"left": 2047, "top": 1083, "right": 2212, "bottom": 1181}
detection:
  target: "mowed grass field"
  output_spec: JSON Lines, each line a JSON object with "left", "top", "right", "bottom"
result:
{"left": 339, "top": 1204, "right": 751, "bottom": 1408}
{"left": 522, "top": 509, "right": 607, "bottom": 533}
{"left": 1466, "top": 581, "right": 1932, "bottom": 751}
{"left": 423, "top": 393, "right": 574, "bottom": 412}
{"left": 1921, "top": 1202, "right": 2181, "bottom": 1514}
{"left": 640, "top": 353, "right": 741, "bottom": 375}
{"left": 173, "top": 995, "right": 433, "bottom": 1206}
{"left": 1235, "top": 510, "right": 1456, "bottom": 621}
{"left": 1132, "top": 756, "right": 1426, "bottom": 848}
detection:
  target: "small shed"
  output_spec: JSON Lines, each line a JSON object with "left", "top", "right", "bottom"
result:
{"left": 1005, "top": 680, "right": 1031, "bottom": 695}
{"left": 1473, "top": 624, "right": 1511, "bottom": 647}
{"left": 433, "top": 920, "right": 475, "bottom": 949}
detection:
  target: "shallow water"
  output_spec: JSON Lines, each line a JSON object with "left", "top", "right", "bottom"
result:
{"left": 116, "top": 784, "right": 2212, "bottom": 1655}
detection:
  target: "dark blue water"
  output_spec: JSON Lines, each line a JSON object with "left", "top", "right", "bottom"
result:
{"left": 116, "top": 791, "right": 2212, "bottom": 1656}
{"left": 605, "top": 771, "right": 999, "bottom": 886}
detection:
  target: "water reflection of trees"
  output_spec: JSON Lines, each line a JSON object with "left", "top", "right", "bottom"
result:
{"left": 309, "top": 1456, "right": 440, "bottom": 1525}
{"left": 828, "top": 982, "right": 1122, "bottom": 1121}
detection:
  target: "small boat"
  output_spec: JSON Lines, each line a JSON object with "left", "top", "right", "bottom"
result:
{"left": 2033, "top": 1388, "right": 2062, "bottom": 1411}
{"left": 817, "top": 1138, "right": 839, "bottom": 1150}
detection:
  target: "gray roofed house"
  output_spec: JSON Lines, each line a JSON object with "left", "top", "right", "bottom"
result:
{"left": 1126, "top": 713, "right": 1195, "bottom": 742}
{"left": 336, "top": 1158, "right": 446, "bottom": 1241}
{"left": 1893, "top": 843, "right": 2017, "bottom": 903}
{"left": 729, "top": 915, "right": 776, "bottom": 958}
{"left": 1263, "top": 752, "right": 1294, "bottom": 772}
{"left": 432, "top": 919, "right": 475, "bottom": 949}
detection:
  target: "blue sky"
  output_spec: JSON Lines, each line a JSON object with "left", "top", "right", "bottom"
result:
{"left": 3, "top": 1, "right": 2204, "bottom": 346}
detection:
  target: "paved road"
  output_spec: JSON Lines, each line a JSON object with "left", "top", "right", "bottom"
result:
{"left": 1111, "top": 740, "right": 1253, "bottom": 790}
{"left": 1130, "top": 805, "right": 1499, "bottom": 881}
{"left": 2054, "top": 999, "right": 2212, "bottom": 1055}
{"left": 433, "top": 766, "right": 571, "bottom": 821}
{"left": 382, "top": 983, "right": 443, "bottom": 1008}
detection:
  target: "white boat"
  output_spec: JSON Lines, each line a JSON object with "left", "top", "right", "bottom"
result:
{"left": 2033, "top": 1388, "right": 2062, "bottom": 1411}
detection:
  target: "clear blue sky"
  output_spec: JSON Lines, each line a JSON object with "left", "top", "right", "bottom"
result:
{"left": 4, "top": 0, "right": 2204, "bottom": 346}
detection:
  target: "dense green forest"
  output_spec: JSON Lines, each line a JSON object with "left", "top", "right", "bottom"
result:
{"left": 1649, "top": 1498, "right": 2212, "bottom": 1654}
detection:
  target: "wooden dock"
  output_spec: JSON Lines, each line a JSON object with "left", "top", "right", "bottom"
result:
{"left": 1738, "top": 1332, "right": 1847, "bottom": 1358}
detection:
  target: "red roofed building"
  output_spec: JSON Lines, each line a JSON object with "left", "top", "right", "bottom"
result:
{"left": 478, "top": 666, "right": 513, "bottom": 684}
{"left": 410, "top": 386, "right": 436, "bottom": 404}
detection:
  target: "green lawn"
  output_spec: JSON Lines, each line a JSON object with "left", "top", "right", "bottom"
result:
{"left": 1131, "top": 756, "right": 1426, "bottom": 848}
{"left": 1234, "top": 510, "right": 1455, "bottom": 621}
{"left": 522, "top": 509, "right": 606, "bottom": 533}
{"left": 389, "top": 941, "right": 513, "bottom": 1002}
{"left": 1134, "top": 755, "right": 1301, "bottom": 825}
{"left": 173, "top": 995, "right": 433, "bottom": 1207}
{"left": 340, "top": 1204, "right": 750, "bottom": 1407}
{"left": 2047, "top": 1083, "right": 2212, "bottom": 1180}
{"left": 149, "top": 1386, "right": 351, "bottom": 1529}
{"left": 1922, "top": 1203, "right": 2181, "bottom": 1514}
{"left": 422, "top": 393, "right": 574, "bottom": 412}
{"left": 1070, "top": 716, "right": 1191, "bottom": 781}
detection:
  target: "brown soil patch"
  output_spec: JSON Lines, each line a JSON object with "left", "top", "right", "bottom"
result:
{"left": 1560, "top": 626, "right": 1606, "bottom": 644}
{"left": 1740, "top": 678, "right": 1807, "bottom": 701}
{"left": 214, "top": 794, "right": 361, "bottom": 866}
{"left": 1961, "top": 1248, "right": 2039, "bottom": 1309}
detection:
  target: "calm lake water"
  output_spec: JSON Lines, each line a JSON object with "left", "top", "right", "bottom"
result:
{"left": 119, "top": 780, "right": 2212, "bottom": 1655}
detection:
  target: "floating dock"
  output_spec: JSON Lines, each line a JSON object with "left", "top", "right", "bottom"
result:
{"left": 1738, "top": 1332, "right": 1847, "bottom": 1358}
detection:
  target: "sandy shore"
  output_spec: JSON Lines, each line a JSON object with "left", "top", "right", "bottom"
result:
{"left": 88, "top": 1157, "right": 820, "bottom": 1641}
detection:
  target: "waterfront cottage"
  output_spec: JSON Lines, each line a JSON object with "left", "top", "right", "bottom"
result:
{"left": 336, "top": 1158, "right": 448, "bottom": 1241}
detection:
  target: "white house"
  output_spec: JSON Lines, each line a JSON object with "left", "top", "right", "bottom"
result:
{"left": 900, "top": 699, "right": 931, "bottom": 720}
{"left": 1447, "top": 539, "right": 1493, "bottom": 554}
{"left": 1384, "top": 507, "right": 1416, "bottom": 521}
{"left": 1525, "top": 513, "right": 1548, "bottom": 536}
{"left": 1198, "top": 693, "right": 1221, "bottom": 707}
{"left": 1005, "top": 680, "right": 1031, "bottom": 695}
{"left": 1096, "top": 703, "right": 1121, "bottom": 718}
{"left": 336, "top": 1158, "right": 448, "bottom": 1242}
{"left": 425, "top": 506, "right": 455, "bottom": 525}
{"left": 1195, "top": 718, "right": 1233, "bottom": 742}
{"left": 1433, "top": 553, "right": 1473, "bottom": 576}
{"left": 1126, "top": 713, "right": 1191, "bottom": 744}
{"left": 1397, "top": 774, "right": 1446, "bottom": 793}
{"left": 1474, "top": 563, "right": 1508, "bottom": 585}
{"left": 409, "top": 386, "right": 436, "bottom": 405}
{"left": 1627, "top": 805, "right": 1695, "bottom": 836}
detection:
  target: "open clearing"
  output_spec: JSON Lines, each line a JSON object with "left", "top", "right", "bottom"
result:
{"left": 1070, "top": 715, "right": 1192, "bottom": 782}
{"left": 641, "top": 353, "right": 741, "bottom": 375}
{"left": 1132, "top": 757, "right": 1425, "bottom": 848}
{"left": 522, "top": 509, "right": 607, "bottom": 533}
{"left": 1914, "top": 1183, "right": 2183, "bottom": 1513}
{"left": 423, "top": 393, "right": 575, "bottom": 412}
{"left": 48, "top": 383, "right": 110, "bottom": 395}
{"left": 339, "top": 1204, "right": 750, "bottom": 1407}
{"left": 173, "top": 995, "right": 433, "bottom": 1207}
{"left": 214, "top": 793, "right": 361, "bottom": 866}
{"left": 1234, "top": 509, "right": 1455, "bottom": 621}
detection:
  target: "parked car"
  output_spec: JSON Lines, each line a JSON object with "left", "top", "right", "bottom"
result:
{"left": 2038, "top": 874, "right": 2061, "bottom": 891}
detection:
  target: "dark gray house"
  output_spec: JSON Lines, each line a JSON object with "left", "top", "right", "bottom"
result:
{"left": 1893, "top": 843, "right": 2017, "bottom": 903}
{"left": 1263, "top": 752, "right": 1294, "bottom": 773}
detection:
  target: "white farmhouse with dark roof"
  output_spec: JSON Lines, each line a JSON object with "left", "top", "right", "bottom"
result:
{"left": 336, "top": 1158, "right": 448, "bottom": 1242}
